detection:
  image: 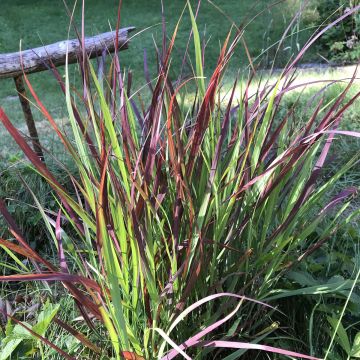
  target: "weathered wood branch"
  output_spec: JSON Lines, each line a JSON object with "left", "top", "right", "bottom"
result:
{"left": 0, "top": 27, "right": 135, "bottom": 79}
{"left": 14, "top": 75, "right": 44, "bottom": 160}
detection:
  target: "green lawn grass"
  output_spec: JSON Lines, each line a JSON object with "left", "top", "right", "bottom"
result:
{"left": 0, "top": 0, "right": 311, "bottom": 125}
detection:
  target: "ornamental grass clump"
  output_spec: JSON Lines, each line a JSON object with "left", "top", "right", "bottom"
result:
{"left": 0, "top": 1, "right": 359, "bottom": 359}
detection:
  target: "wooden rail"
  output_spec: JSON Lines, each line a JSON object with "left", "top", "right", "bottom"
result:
{"left": 0, "top": 27, "right": 134, "bottom": 79}
{"left": 0, "top": 27, "right": 135, "bottom": 160}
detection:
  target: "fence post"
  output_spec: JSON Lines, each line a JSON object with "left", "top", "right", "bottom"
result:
{"left": 14, "top": 75, "right": 44, "bottom": 161}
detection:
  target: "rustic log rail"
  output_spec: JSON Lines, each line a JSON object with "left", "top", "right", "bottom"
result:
{"left": 0, "top": 27, "right": 135, "bottom": 160}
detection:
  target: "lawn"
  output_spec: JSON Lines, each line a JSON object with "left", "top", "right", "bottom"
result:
{"left": 0, "top": 0, "right": 311, "bottom": 129}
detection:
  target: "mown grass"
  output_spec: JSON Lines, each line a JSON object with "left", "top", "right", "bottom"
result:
{"left": 0, "top": 0, "right": 343, "bottom": 163}
{"left": 0, "top": 0, "right": 314, "bottom": 127}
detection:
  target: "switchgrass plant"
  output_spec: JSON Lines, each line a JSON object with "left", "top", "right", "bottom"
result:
{"left": 0, "top": 1, "right": 359, "bottom": 359}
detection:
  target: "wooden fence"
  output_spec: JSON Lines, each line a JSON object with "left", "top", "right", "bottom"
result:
{"left": 0, "top": 27, "right": 135, "bottom": 160}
